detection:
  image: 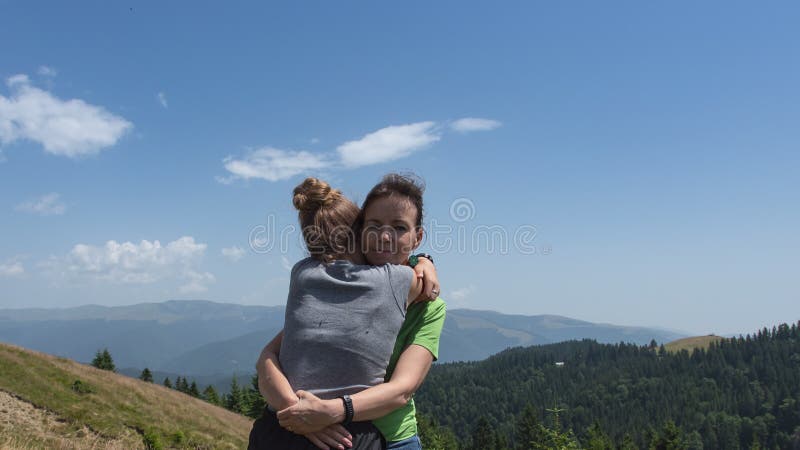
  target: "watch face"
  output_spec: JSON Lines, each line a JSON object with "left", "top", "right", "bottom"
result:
{"left": 409, "top": 255, "right": 419, "bottom": 267}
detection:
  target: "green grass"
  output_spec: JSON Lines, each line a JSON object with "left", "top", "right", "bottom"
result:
{"left": 0, "top": 342, "right": 252, "bottom": 449}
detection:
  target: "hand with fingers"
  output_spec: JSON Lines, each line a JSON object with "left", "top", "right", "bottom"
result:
{"left": 412, "top": 256, "right": 440, "bottom": 301}
{"left": 303, "top": 424, "right": 353, "bottom": 450}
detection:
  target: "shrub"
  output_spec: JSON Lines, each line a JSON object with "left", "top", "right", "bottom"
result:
{"left": 71, "top": 379, "right": 94, "bottom": 394}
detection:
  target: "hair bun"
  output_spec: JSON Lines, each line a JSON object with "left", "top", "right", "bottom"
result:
{"left": 293, "top": 177, "right": 340, "bottom": 212}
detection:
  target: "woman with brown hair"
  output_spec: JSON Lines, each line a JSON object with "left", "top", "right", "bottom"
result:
{"left": 249, "top": 175, "right": 444, "bottom": 450}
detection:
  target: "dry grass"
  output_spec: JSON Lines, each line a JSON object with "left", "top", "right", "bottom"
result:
{"left": 664, "top": 335, "right": 726, "bottom": 354}
{"left": 0, "top": 390, "right": 139, "bottom": 449}
{"left": 0, "top": 342, "right": 252, "bottom": 449}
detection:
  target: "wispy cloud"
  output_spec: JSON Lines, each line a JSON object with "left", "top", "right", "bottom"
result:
{"left": 221, "top": 246, "right": 246, "bottom": 262}
{"left": 179, "top": 270, "right": 215, "bottom": 294}
{"left": 0, "top": 260, "right": 24, "bottom": 277}
{"left": 15, "top": 192, "right": 67, "bottom": 216}
{"left": 157, "top": 92, "right": 168, "bottom": 109}
{"left": 0, "top": 74, "right": 132, "bottom": 158}
{"left": 450, "top": 285, "right": 476, "bottom": 300}
{"left": 41, "top": 236, "right": 214, "bottom": 292}
{"left": 281, "top": 255, "right": 293, "bottom": 271}
{"left": 219, "top": 147, "right": 330, "bottom": 183}
{"left": 37, "top": 66, "right": 58, "bottom": 78}
{"left": 337, "top": 121, "right": 440, "bottom": 168}
{"left": 220, "top": 118, "right": 499, "bottom": 183}
{"left": 450, "top": 117, "right": 502, "bottom": 133}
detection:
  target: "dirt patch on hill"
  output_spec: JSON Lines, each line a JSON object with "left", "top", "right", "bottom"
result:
{"left": 0, "top": 389, "right": 141, "bottom": 450}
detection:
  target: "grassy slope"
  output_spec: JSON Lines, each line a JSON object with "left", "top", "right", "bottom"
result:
{"left": 0, "top": 342, "right": 252, "bottom": 449}
{"left": 664, "top": 334, "right": 726, "bottom": 353}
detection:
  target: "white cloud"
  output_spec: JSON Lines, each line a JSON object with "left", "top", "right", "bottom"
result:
{"left": 157, "top": 92, "right": 168, "bottom": 109}
{"left": 451, "top": 285, "right": 476, "bottom": 300}
{"left": 220, "top": 147, "right": 330, "bottom": 183}
{"left": 450, "top": 117, "right": 502, "bottom": 133}
{"left": 179, "top": 270, "right": 216, "bottom": 293}
{"left": 221, "top": 246, "right": 246, "bottom": 262}
{"left": 0, "top": 74, "right": 132, "bottom": 158}
{"left": 220, "top": 118, "right": 498, "bottom": 184}
{"left": 15, "top": 192, "right": 66, "bottom": 216}
{"left": 337, "top": 121, "right": 440, "bottom": 168}
{"left": 7, "top": 74, "right": 29, "bottom": 87}
{"left": 37, "top": 66, "right": 57, "bottom": 78}
{"left": 42, "top": 236, "right": 213, "bottom": 291}
{"left": 0, "top": 261, "right": 24, "bottom": 277}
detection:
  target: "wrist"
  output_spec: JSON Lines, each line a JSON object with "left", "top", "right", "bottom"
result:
{"left": 323, "top": 398, "right": 345, "bottom": 424}
{"left": 271, "top": 395, "right": 298, "bottom": 411}
{"left": 408, "top": 253, "right": 434, "bottom": 268}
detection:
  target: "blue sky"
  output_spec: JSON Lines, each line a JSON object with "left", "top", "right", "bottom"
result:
{"left": 1, "top": 1, "right": 798, "bottom": 335}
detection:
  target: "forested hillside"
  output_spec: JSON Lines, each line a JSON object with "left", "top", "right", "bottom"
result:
{"left": 415, "top": 321, "right": 800, "bottom": 449}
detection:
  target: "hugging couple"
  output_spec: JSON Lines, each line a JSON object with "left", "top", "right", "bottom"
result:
{"left": 248, "top": 173, "right": 447, "bottom": 450}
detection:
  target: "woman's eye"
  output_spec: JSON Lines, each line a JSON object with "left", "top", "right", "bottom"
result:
{"left": 394, "top": 226, "right": 408, "bottom": 233}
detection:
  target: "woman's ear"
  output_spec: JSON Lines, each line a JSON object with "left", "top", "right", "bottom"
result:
{"left": 413, "top": 227, "right": 424, "bottom": 250}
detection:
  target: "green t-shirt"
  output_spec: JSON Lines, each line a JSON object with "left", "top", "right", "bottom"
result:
{"left": 372, "top": 298, "right": 447, "bottom": 442}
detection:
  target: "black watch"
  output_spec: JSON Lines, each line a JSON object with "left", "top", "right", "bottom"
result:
{"left": 339, "top": 394, "right": 354, "bottom": 425}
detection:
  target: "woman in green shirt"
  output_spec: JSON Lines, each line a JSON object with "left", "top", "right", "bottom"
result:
{"left": 256, "top": 173, "right": 446, "bottom": 450}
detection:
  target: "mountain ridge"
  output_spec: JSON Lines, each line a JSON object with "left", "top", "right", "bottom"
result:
{"left": 0, "top": 300, "right": 687, "bottom": 376}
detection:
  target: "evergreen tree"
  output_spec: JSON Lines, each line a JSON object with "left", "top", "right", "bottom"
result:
{"left": 177, "top": 376, "right": 189, "bottom": 393}
{"left": 189, "top": 380, "right": 200, "bottom": 398}
{"left": 585, "top": 422, "right": 614, "bottom": 450}
{"left": 163, "top": 377, "right": 172, "bottom": 389}
{"left": 416, "top": 413, "right": 459, "bottom": 450}
{"left": 225, "top": 375, "right": 243, "bottom": 413}
{"left": 139, "top": 367, "right": 153, "bottom": 383}
{"left": 620, "top": 434, "right": 638, "bottom": 450}
{"left": 245, "top": 375, "right": 266, "bottom": 418}
{"left": 649, "top": 420, "right": 688, "bottom": 450}
{"left": 515, "top": 403, "right": 547, "bottom": 450}
{"left": 202, "top": 385, "right": 220, "bottom": 405}
{"left": 91, "top": 348, "right": 116, "bottom": 372}
{"left": 468, "top": 416, "right": 496, "bottom": 450}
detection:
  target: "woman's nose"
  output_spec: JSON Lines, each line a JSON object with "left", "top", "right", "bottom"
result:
{"left": 380, "top": 229, "right": 392, "bottom": 241}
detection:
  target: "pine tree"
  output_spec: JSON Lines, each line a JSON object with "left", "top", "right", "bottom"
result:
{"left": 245, "top": 375, "right": 266, "bottom": 418}
{"left": 469, "top": 416, "right": 496, "bottom": 450}
{"left": 586, "top": 422, "right": 614, "bottom": 450}
{"left": 225, "top": 375, "right": 242, "bottom": 413}
{"left": 163, "top": 377, "right": 172, "bottom": 389}
{"left": 416, "top": 413, "right": 459, "bottom": 450}
{"left": 91, "top": 348, "right": 116, "bottom": 372}
{"left": 177, "top": 376, "right": 189, "bottom": 393}
{"left": 189, "top": 380, "right": 200, "bottom": 398}
{"left": 139, "top": 367, "right": 153, "bottom": 383}
{"left": 650, "top": 420, "right": 688, "bottom": 450}
{"left": 202, "top": 385, "right": 220, "bottom": 405}
{"left": 515, "top": 403, "right": 547, "bottom": 450}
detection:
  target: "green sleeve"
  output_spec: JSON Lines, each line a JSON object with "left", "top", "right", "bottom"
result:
{"left": 409, "top": 299, "right": 446, "bottom": 361}
{"left": 385, "top": 298, "right": 447, "bottom": 380}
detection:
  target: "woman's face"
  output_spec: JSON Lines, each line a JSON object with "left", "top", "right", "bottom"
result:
{"left": 361, "top": 196, "right": 423, "bottom": 266}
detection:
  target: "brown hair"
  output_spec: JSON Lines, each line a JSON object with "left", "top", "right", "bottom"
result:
{"left": 356, "top": 173, "right": 425, "bottom": 233}
{"left": 293, "top": 177, "right": 360, "bottom": 262}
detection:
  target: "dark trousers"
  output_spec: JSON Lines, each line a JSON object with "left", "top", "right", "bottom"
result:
{"left": 248, "top": 407, "right": 386, "bottom": 450}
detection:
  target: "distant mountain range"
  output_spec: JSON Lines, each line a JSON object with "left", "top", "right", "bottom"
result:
{"left": 0, "top": 300, "right": 685, "bottom": 378}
